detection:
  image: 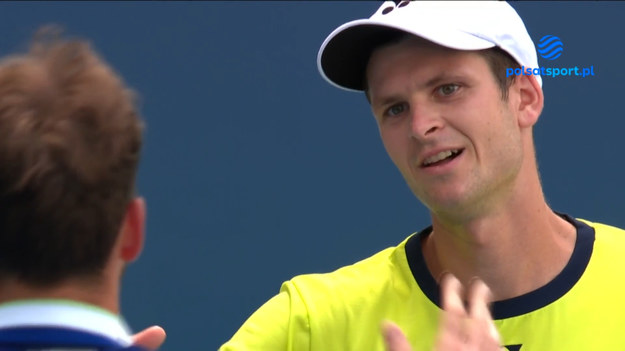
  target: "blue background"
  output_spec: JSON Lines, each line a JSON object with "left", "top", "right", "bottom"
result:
{"left": 0, "top": 2, "right": 623, "bottom": 350}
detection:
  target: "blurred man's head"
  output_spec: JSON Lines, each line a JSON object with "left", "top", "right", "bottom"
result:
{"left": 0, "top": 28, "right": 145, "bottom": 290}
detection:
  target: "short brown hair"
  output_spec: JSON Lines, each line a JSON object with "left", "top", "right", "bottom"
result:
{"left": 0, "top": 28, "right": 143, "bottom": 286}
{"left": 477, "top": 46, "right": 520, "bottom": 101}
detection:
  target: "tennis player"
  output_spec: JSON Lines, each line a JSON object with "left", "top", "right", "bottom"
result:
{"left": 0, "top": 29, "right": 165, "bottom": 351}
{"left": 220, "top": 2, "right": 625, "bottom": 350}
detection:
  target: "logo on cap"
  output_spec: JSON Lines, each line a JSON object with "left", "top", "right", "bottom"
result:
{"left": 537, "top": 35, "right": 563, "bottom": 60}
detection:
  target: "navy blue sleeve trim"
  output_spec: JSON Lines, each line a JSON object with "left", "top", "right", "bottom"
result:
{"left": 404, "top": 213, "right": 595, "bottom": 319}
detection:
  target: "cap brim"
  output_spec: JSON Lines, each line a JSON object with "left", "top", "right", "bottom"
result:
{"left": 318, "top": 19, "right": 496, "bottom": 92}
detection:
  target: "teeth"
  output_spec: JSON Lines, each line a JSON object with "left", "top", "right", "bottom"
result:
{"left": 423, "top": 150, "right": 459, "bottom": 166}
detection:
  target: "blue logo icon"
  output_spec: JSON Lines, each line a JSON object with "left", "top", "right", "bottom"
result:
{"left": 537, "top": 35, "right": 563, "bottom": 60}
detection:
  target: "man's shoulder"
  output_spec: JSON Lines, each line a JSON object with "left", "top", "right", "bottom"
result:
{"left": 282, "top": 234, "right": 417, "bottom": 303}
{"left": 577, "top": 217, "right": 625, "bottom": 241}
{"left": 576, "top": 217, "right": 625, "bottom": 269}
{"left": 265, "top": 233, "right": 432, "bottom": 345}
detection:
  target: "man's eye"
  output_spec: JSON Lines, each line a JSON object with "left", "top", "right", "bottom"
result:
{"left": 438, "top": 84, "right": 460, "bottom": 96}
{"left": 385, "top": 103, "right": 407, "bottom": 117}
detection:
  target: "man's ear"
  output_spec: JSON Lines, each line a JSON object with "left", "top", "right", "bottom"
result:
{"left": 119, "top": 197, "right": 146, "bottom": 262}
{"left": 514, "top": 74, "right": 544, "bottom": 128}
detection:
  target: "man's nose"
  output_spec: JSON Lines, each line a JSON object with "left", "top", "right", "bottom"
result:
{"left": 409, "top": 103, "right": 443, "bottom": 140}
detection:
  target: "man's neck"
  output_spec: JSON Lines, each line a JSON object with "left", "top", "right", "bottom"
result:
{"left": 422, "top": 184, "right": 577, "bottom": 301}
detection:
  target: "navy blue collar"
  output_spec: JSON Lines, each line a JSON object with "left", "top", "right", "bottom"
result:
{"left": 405, "top": 213, "right": 594, "bottom": 319}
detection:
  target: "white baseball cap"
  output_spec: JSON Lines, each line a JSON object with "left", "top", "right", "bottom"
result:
{"left": 317, "top": 0, "right": 541, "bottom": 92}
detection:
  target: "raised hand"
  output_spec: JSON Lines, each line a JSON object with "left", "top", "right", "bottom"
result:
{"left": 383, "top": 275, "right": 502, "bottom": 351}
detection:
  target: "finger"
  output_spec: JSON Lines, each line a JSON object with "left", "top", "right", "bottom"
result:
{"left": 467, "top": 279, "right": 500, "bottom": 344}
{"left": 132, "top": 325, "right": 166, "bottom": 350}
{"left": 382, "top": 320, "right": 413, "bottom": 351}
{"left": 467, "top": 278, "right": 492, "bottom": 321}
{"left": 440, "top": 273, "right": 465, "bottom": 316}
{"left": 437, "top": 274, "right": 469, "bottom": 347}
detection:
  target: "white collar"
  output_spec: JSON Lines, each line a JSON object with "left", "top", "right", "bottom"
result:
{"left": 0, "top": 299, "right": 133, "bottom": 346}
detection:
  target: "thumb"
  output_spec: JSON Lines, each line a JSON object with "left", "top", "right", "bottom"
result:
{"left": 132, "top": 325, "right": 166, "bottom": 350}
{"left": 382, "top": 320, "right": 412, "bottom": 351}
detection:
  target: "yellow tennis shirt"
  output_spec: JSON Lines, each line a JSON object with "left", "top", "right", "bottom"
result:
{"left": 220, "top": 215, "right": 625, "bottom": 350}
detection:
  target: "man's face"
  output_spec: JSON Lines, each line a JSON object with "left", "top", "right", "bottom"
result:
{"left": 366, "top": 37, "right": 525, "bottom": 219}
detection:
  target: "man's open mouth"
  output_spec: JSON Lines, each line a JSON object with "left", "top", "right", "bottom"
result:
{"left": 421, "top": 149, "right": 463, "bottom": 167}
